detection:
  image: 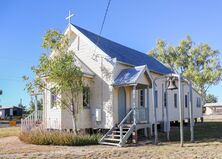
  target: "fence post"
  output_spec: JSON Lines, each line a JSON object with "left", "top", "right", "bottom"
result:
{"left": 152, "top": 79, "right": 158, "bottom": 144}
{"left": 120, "top": 125, "right": 123, "bottom": 144}
{"left": 132, "top": 86, "right": 136, "bottom": 125}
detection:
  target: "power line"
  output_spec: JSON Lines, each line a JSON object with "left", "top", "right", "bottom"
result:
{"left": 99, "top": 0, "right": 112, "bottom": 35}
{"left": 92, "top": 0, "right": 112, "bottom": 120}
{"left": 95, "top": 0, "right": 112, "bottom": 46}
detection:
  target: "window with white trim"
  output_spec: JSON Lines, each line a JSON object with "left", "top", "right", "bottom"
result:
{"left": 83, "top": 87, "right": 90, "bottom": 108}
{"left": 155, "top": 90, "right": 158, "bottom": 108}
{"left": 185, "top": 95, "right": 188, "bottom": 108}
{"left": 174, "top": 93, "right": 177, "bottom": 108}
{"left": 196, "top": 97, "right": 201, "bottom": 108}
{"left": 139, "top": 90, "right": 145, "bottom": 107}
{"left": 164, "top": 92, "right": 167, "bottom": 107}
{"left": 50, "top": 93, "right": 57, "bottom": 108}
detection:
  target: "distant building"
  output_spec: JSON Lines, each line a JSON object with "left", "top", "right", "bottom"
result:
{"left": 204, "top": 103, "right": 222, "bottom": 115}
{"left": 0, "top": 106, "right": 23, "bottom": 119}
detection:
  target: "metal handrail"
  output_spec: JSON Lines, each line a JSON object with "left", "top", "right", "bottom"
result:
{"left": 117, "top": 108, "right": 134, "bottom": 144}
{"left": 99, "top": 124, "right": 116, "bottom": 143}
{"left": 118, "top": 109, "right": 134, "bottom": 127}
{"left": 21, "top": 110, "right": 43, "bottom": 131}
{"left": 135, "top": 107, "right": 148, "bottom": 123}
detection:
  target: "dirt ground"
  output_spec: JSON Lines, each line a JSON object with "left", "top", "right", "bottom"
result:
{"left": 1, "top": 116, "right": 222, "bottom": 159}
{"left": 0, "top": 136, "right": 222, "bottom": 159}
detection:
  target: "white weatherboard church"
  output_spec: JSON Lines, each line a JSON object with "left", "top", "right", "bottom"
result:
{"left": 22, "top": 22, "right": 203, "bottom": 147}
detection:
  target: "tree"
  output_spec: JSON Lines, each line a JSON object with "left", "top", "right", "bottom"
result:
{"left": 205, "top": 94, "right": 218, "bottom": 103}
{"left": 28, "top": 98, "right": 43, "bottom": 113}
{"left": 18, "top": 102, "right": 27, "bottom": 114}
{"left": 23, "top": 30, "right": 83, "bottom": 134}
{"left": 149, "top": 36, "right": 222, "bottom": 102}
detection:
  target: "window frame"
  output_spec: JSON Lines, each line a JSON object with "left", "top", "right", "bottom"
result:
{"left": 83, "top": 86, "right": 90, "bottom": 108}
{"left": 164, "top": 92, "right": 167, "bottom": 107}
{"left": 185, "top": 95, "right": 188, "bottom": 108}
{"left": 139, "top": 89, "right": 145, "bottom": 107}
{"left": 154, "top": 90, "right": 158, "bottom": 108}
{"left": 196, "top": 97, "right": 201, "bottom": 108}
{"left": 174, "top": 93, "right": 177, "bottom": 108}
{"left": 50, "top": 93, "right": 57, "bottom": 108}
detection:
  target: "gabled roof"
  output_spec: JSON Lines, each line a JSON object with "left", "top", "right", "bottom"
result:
{"left": 113, "top": 65, "right": 152, "bottom": 87}
{"left": 73, "top": 24, "right": 173, "bottom": 75}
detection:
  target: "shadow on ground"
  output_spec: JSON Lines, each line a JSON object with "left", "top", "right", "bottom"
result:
{"left": 158, "top": 121, "right": 222, "bottom": 143}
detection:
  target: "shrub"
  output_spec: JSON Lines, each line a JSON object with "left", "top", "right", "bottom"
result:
{"left": 19, "top": 130, "right": 101, "bottom": 146}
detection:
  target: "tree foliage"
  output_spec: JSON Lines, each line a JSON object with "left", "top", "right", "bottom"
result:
{"left": 18, "top": 102, "right": 27, "bottom": 114}
{"left": 205, "top": 94, "right": 218, "bottom": 103}
{"left": 149, "top": 36, "right": 222, "bottom": 101}
{"left": 28, "top": 98, "right": 43, "bottom": 113}
{"left": 23, "top": 29, "right": 83, "bottom": 134}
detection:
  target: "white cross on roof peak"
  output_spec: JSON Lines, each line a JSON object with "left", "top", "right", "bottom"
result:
{"left": 66, "top": 10, "right": 74, "bottom": 24}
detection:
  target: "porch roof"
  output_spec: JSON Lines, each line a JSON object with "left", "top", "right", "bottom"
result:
{"left": 113, "top": 65, "right": 152, "bottom": 87}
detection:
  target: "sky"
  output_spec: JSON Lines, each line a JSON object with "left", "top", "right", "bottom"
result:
{"left": 0, "top": 0, "right": 222, "bottom": 107}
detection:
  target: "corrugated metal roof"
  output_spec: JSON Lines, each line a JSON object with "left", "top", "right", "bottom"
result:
{"left": 73, "top": 24, "right": 173, "bottom": 75}
{"left": 0, "top": 106, "right": 21, "bottom": 110}
{"left": 204, "top": 103, "right": 222, "bottom": 107}
{"left": 113, "top": 66, "right": 144, "bottom": 86}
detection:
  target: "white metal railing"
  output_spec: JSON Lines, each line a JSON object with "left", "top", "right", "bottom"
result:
{"left": 46, "top": 118, "right": 61, "bottom": 130}
{"left": 118, "top": 109, "right": 134, "bottom": 144}
{"left": 21, "top": 110, "right": 43, "bottom": 131}
{"left": 135, "top": 107, "right": 149, "bottom": 124}
{"left": 117, "top": 107, "right": 149, "bottom": 144}
{"left": 118, "top": 109, "right": 133, "bottom": 127}
{"left": 99, "top": 125, "right": 116, "bottom": 143}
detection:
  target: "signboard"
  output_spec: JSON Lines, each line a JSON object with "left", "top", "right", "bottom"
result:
{"left": 9, "top": 120, "right": 16, "bottom": 127}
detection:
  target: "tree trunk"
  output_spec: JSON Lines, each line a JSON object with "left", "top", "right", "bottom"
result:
{"left": 200, "top": 86, "right": 206, "bottom": 104}
{"left": 72, "top": 115, "right": 78, "bottom": 135}
{"left": 71, "top": 97, "right": 78, "bottom": 135}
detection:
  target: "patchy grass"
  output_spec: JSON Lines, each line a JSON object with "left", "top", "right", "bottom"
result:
{"left": 19, "top": 130, "right": 102, "bottom": 146}
{"left": 0, "top": 127, "right": 20, "bottom": 138}
{"left": 159, "top": 121, "right": 222, "bottom": 143}
{"left": 1, "top": 120, "right": 222, "bottom": 158}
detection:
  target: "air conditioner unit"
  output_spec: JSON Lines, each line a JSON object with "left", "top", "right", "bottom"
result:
{"left": 95, "top": 109, "right": 101, "bottom": 122}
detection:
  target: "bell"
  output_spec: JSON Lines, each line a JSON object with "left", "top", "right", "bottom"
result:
{"left": 167, "top": 78, "right": 178, "bottom": 90}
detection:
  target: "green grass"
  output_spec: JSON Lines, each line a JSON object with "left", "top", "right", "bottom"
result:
{"left": 0, "top": 127, "right": 21, "bottom": 138}
{"left": 19, "top": 130, "right": 102, "bottom": 146}
{"left": 159, "top": 121, "right": 222, "bottom": 142}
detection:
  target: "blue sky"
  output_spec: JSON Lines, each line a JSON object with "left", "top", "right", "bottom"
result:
{"left": 0, "top": 0, "right": 221, "bottom": 107}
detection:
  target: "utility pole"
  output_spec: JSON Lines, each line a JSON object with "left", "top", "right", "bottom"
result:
{"left": 189, "top": 81, "right": 194, "bottom": 142}
{"left": 178, "top": 74, "right": 184, "bottom": 147}
{"left": 0, "top": 90, "right": 3, "bottom": 104}
{"left": 19, "top": 98, "right": 23, "bottom": 106}
{"left": 152, "top": 79, "right": 158, "bottom": 144}
{"left": 31, "top": 92, "right": 42, "bottom": 121}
